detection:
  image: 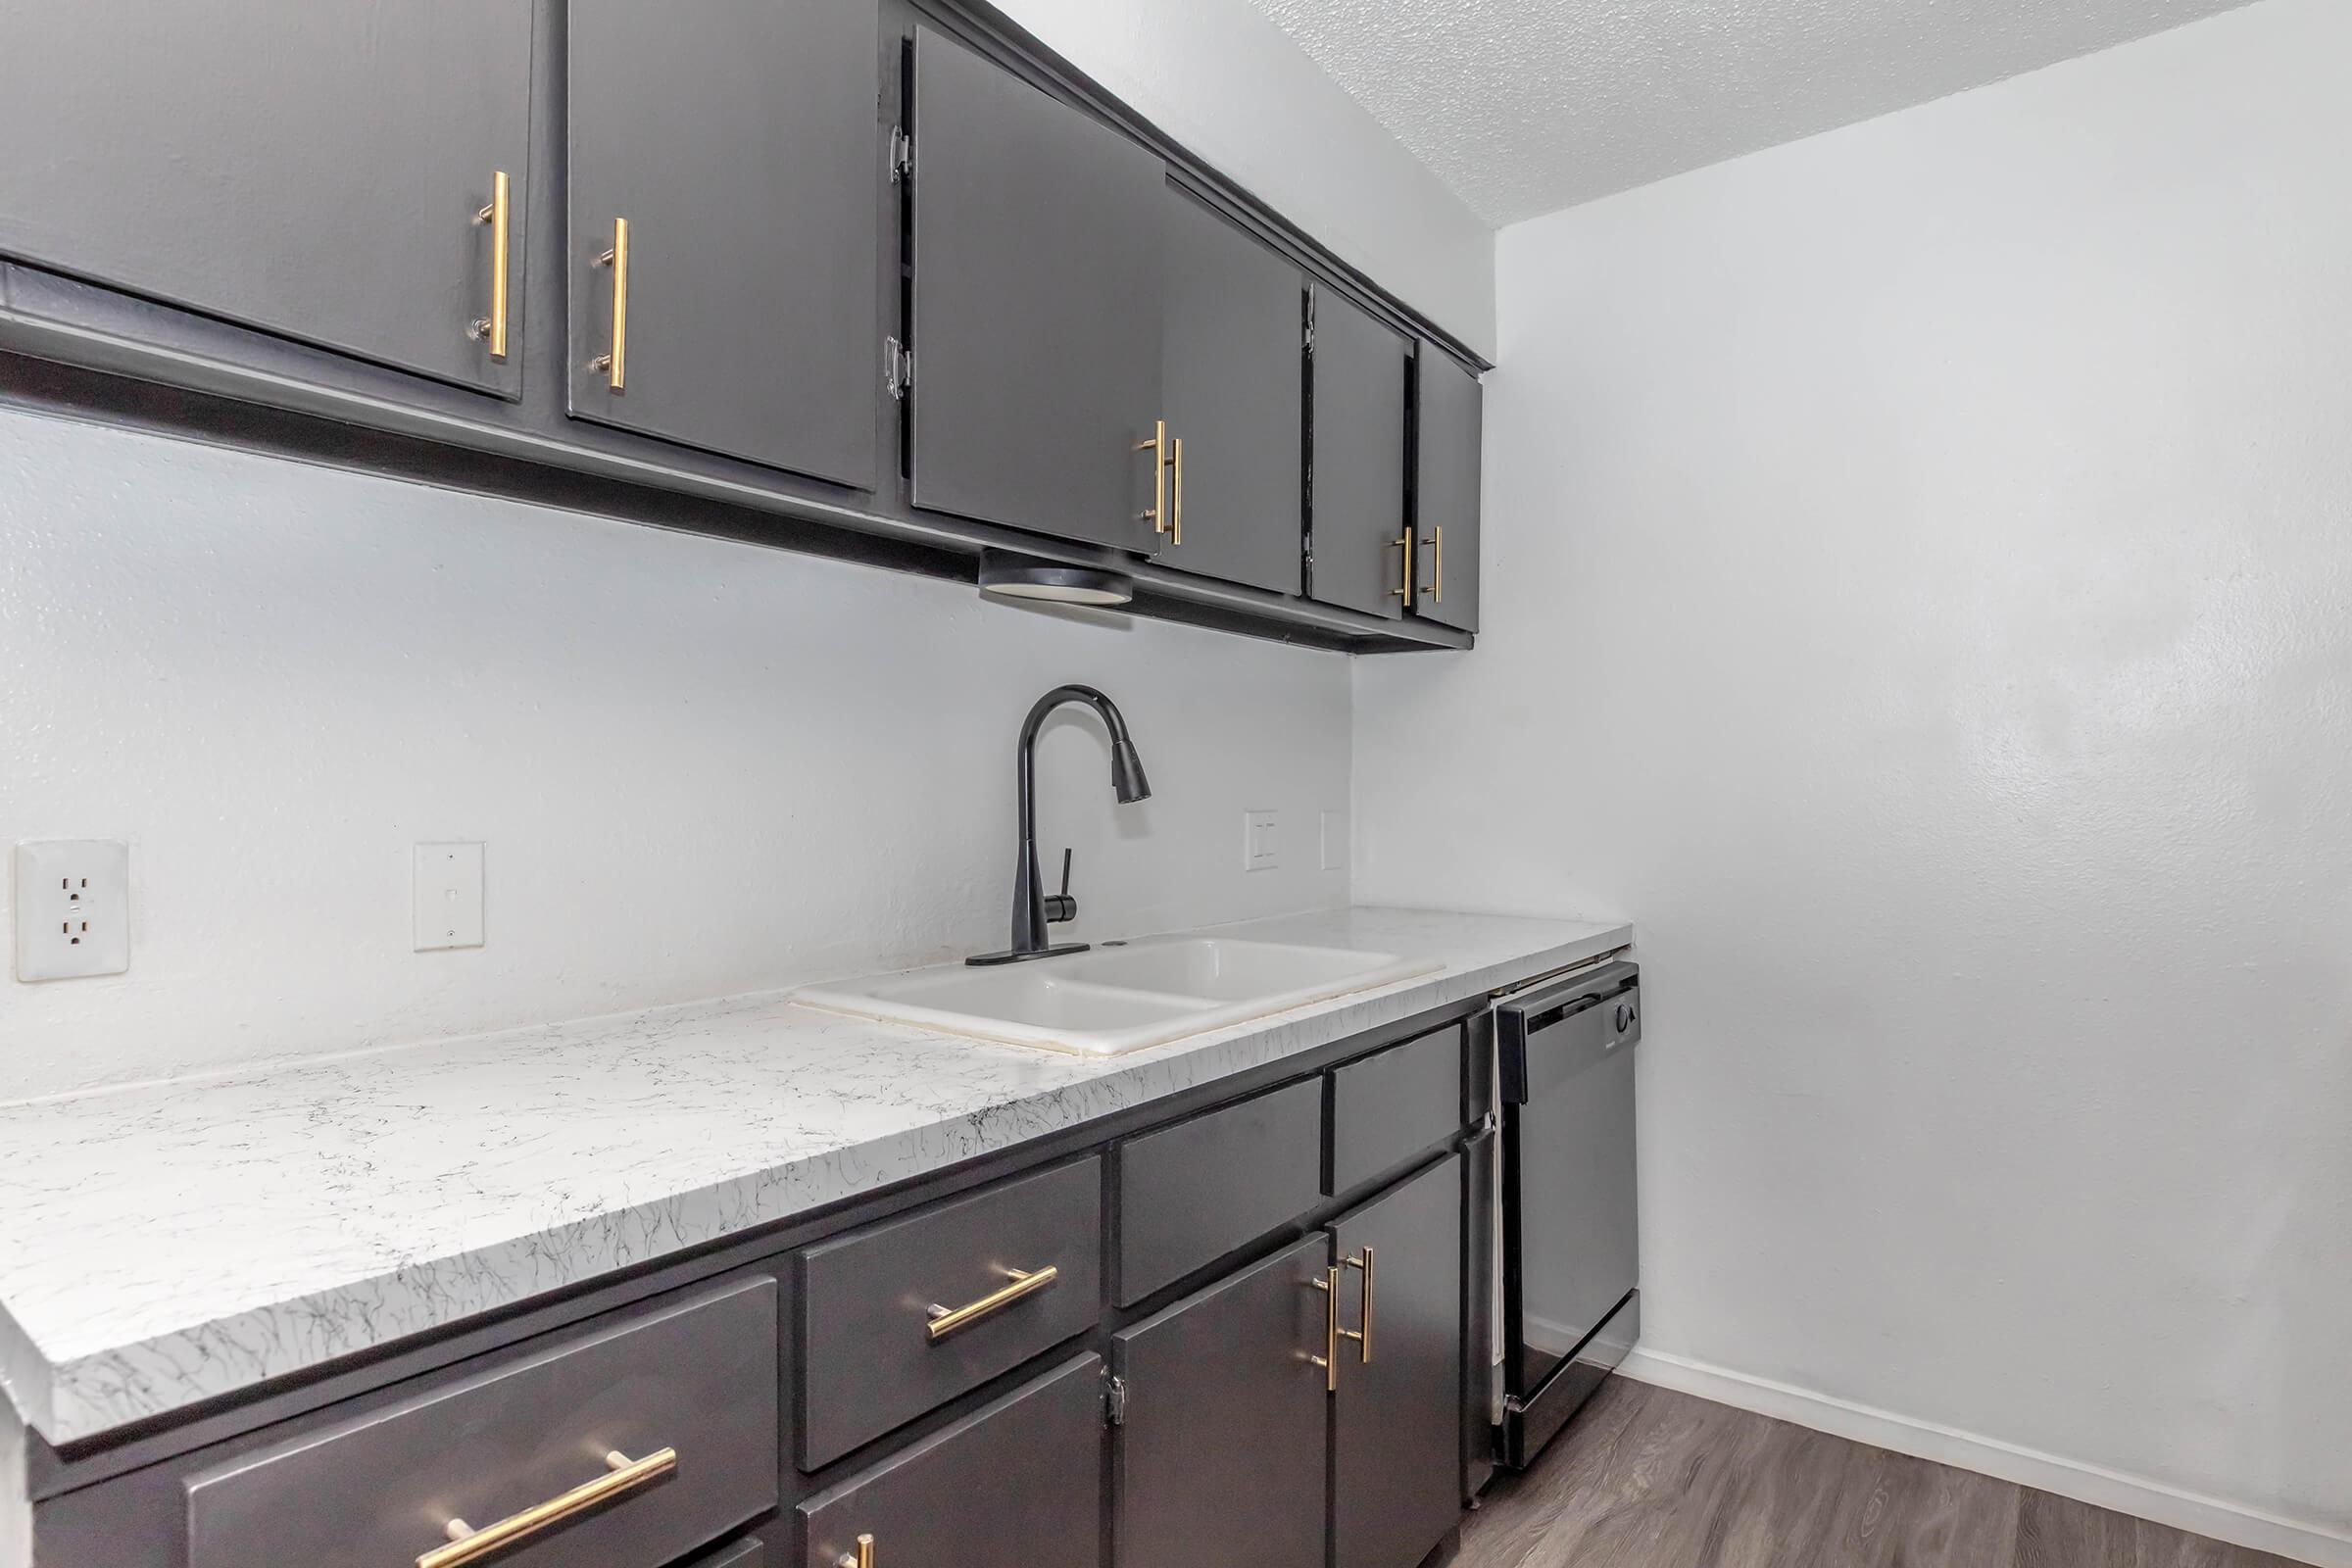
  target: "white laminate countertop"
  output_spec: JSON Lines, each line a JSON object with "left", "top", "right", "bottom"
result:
{"left": 0, "top": 906, "right": 1630, "bottom": 1445}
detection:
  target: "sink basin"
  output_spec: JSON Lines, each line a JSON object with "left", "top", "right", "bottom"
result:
{"left": 792, "top": 936, "right": 1443, "bottom": 1055}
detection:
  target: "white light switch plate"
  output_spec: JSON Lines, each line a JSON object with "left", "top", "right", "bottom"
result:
{"left": 1244, "top": 810, "right": 1279, "bottom": 872}
{"left": 14, "top": 840, "right": 131, "bottom": 981}
{"left": 415, "top": 843, "right": 485, "bottom": 952}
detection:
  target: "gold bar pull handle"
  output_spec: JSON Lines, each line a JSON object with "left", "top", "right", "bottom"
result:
{"left": 1417, "top": 526, "right": 1444, "bottom": 603}
{"left": 1390, "top": 527, "right": 1414, "bottom": 598}
{"left": 589, "top": 217, "right": 630, "bottom": 391}
{"left": 419, "top": 1446, "right": 677, "bottom": 1568}
{"left": 1308, "top": 1265, "right": 1340, "bottom": 1393}
{"left": 1170, "top": 434, "right": 1184, "bottom": 546}
{"left": 836, "top": 1533, "right": 875, "bottom": 1568}
{"left": 1343, "top": 1246, "right": 1374, "bottom": 1362}
{"left": 924, "top": 1264, "right": 1058, "bottom": 1343}
{"left": 1137, "top": 420, "right": 1167, "bottom": 534}
{"left": 470, "top": 171, "right": 512, "bottom": 360}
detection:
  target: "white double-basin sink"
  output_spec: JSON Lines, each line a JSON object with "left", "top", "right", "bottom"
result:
{"left": 792, "top": 935, "right": 1443, "bottom": 1056}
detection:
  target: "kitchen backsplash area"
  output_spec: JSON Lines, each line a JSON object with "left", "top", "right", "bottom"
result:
{"left": 0, "top": 407, "right": 1354, "bottom": 1102}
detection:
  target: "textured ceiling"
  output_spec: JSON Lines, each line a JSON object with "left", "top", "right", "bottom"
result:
{"left": 1242, "top": 0, "right": 2256, "bottom": 225}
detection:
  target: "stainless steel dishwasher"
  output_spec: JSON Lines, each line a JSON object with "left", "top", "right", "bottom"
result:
{"left": 1492, "top": 957, "right": 1642, "bottom": 1470}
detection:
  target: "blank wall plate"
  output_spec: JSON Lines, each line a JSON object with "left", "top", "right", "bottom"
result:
{"left": 14, "top": 840, "right": 130, "bottom": 982}
{"left": 415, "top": 843, "right": 485, "bottom": 952}
{"left": 1320, "top": 810, "right": 1348, "bottom": 872}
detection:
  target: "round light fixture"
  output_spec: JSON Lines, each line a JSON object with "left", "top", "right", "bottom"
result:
{"left": 977, "top": 550, "right": 1134, "bottom": 607}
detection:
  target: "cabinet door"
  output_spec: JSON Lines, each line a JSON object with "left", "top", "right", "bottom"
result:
{"left": 1158, "top": 188, "right": 1305, "bottom": 594}
{"left": 1413, "top": 345, "right": 1483, "bottom": 632}
{"left": 909, "top": 27, "right": 1164, "bottom": 552}
{"left": 1111, "top": 1236, "right": 1328, "bottom": 1568}
{"left": 568, "top": 0, "right": 880, "bottom": 485}
{"left": 1330, "top": 1154, "right": 1465, "bottom": 1568}
{"left": 0, "top": 3, "right": 533, "bottom": 394}
{"left": 1308, "top": 285, "right": 1411, "bottom": 616}
{"left": 800, "top": 1355, "right": 1103, "bottom": 1568}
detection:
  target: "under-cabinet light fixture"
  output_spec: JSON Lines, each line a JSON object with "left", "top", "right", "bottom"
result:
{"left": 977, "top": 550, "right": 1133, "bottom": 608}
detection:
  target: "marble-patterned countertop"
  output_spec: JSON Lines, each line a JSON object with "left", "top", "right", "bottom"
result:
{"left": 0, "top": 906, "right": 1630, "bottom": 1445}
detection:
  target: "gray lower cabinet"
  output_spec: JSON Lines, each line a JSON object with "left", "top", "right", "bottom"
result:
{"left": 908, "top": 25, "right": 1165, "bottom": 552}
{"left": 1156, "top": 187, "right": 1307, "bottom": 594}
{"left": 798, "top": 1156, "right": 1103, "bottom": 1469}
{"left": 799, "top": 1354, "right": 1105, "bottom": 1568}
{"left": 184, "top": 1276, "right": 778, "bottom": 1568}
{"left": 1411, "top": 345, "right": 1483, "bottom": 632}
{"left": 0, "top": 2, "right": 534, "bottom": 395}
{"left": 1111, "top": 1235, "right": 1331, "bottom": 1568}
{"left": 1463, "top": 1125, "right": 1501, "bottom": 1502}
{"left": 1329, "top": 1154, "right": 1467, "bottom": 1568}
{"left": 1307, "top": 283, "right": 1411, "bottom": 617}
{"left": 1114, "top": 1076, "right": 1323, "bottom": 1306}
{"left": 1329, "top": 1023, "right": 1467, "bottom": 1196}
{"left": 567, "top": 0, "right": 881, "bottom": 485}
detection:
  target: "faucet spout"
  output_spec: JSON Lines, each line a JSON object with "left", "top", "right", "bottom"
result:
{"left": 970, "top": 685, "right": 1152, "bottom": 966}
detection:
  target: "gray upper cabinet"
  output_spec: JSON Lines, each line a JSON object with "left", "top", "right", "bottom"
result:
{"left": 1112, "top": 1235, "right": 1330, "bottom": 1568}
{"left": 568, "top": 0, "right": 880, "bottom": 487}
{"left": 1412, "top": 346, "right": 1483, "bottom": 632}
{"left": 1308, "top": 285, "right": 1411, "bottom": 618}
{"left": 1156, "top": 188, "right": 1306, "bottom": 595}
{"left": 1329, "top": 1154, "right": 1466, "bottom": 1568}
{"left": 0, "top": 2, "right": 534, "bottom": 396}
{"left": 909, "top": 27, "right": 1165, "bottom": 553}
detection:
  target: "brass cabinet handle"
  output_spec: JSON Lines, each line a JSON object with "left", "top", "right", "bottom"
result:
{"left": 1343, "top": 1246, "right": 1374, "bottom": 1362}
{"left": 836, "top": 1533, "right": 875, "bottom": 1568}
{"left": 589, "top": 218, "right": 630, "bottom": 391}
{"left": 924, "top": 1264, "right": 1057, "bottom": 1343}
{"left": 1390, "top": 527, "right": 1414, "bottom": 598}
{"left": 1137, "top": 420, "right": 1168, "bottom": 534}
{"left": 1417, "top": 526, "right": 1444, "bottom": 604}
{"left": 418, "top": 1446, "right": 676, "bottom": 1568}
{"left": 470, "top": 171, "right": 512, "bottom": 360}
{"left": 1308, "top": 1264, "right": 1340, "bottom": 1393}
{"left": 1170, "top": 435, "right": 1184, "bottom": 546}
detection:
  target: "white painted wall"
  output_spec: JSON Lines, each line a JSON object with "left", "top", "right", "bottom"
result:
{"left": 1355, "top": 0, "right": 2352, "bottom": 1546}
{"left": 0, "top": 410, "right": 1351, "bottom": 1101}
{"left": 995, "top": 0, "right": 1496, "bottom": 358}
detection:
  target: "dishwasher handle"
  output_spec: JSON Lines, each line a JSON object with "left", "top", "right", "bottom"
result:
{"left": 1495, "top": 961, "right": 1640, "bottom": 1105}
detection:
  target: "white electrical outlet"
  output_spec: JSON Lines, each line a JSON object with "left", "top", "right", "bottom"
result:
{"left": 1320, "top": 809, "right": 1348, "bottom": 871}
{"left": 1244, "top": 810, "right": 1279, "bottom": 872}
{"left": 14, "top": 840, "right": 131, "bottom": 982}
{"left": 415, "top": 843, "right": 486, "bottom": 952}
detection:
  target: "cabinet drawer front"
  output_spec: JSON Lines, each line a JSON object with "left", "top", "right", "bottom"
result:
{"left": 185, "top": 1277, "right": 778, "bottom": 1568}
{"left": 1329, "top": 1024, "right": 1466, "bottom": 1194}
{"left": 800, "top": 1354, "right": 1104, "bottom": 1568}
{"left": 799, "top": 1158, "right": 1102, "bottom": 1468}
{"left": 1116, "top": 1078, "right": 1323, "bottom": 1305}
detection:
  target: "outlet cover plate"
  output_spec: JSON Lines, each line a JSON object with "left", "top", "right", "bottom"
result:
{"left": 14, "top": 840, "right": 130, "bottom": 982}
{"left": 415, "top": 843, "right": 485, "bottom": 952}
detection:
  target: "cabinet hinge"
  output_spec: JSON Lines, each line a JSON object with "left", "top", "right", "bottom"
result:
{"left": 1104, "top": 1374, "right": 1130, "bottom": 1427}
{"left": 884, "top": 335, "right": 913, "bottom": 400}
{"left": 889, "top": 126, "right": 914, "bottom": 184}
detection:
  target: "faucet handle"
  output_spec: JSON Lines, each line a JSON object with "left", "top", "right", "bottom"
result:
{"left": 1043, "top": 848, "right": 1077, "bottom": 925}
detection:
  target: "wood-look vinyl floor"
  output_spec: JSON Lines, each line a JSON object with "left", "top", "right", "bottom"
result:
{"left": 1452, "top": 1378, "right": 2304, "bottom": 1568}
